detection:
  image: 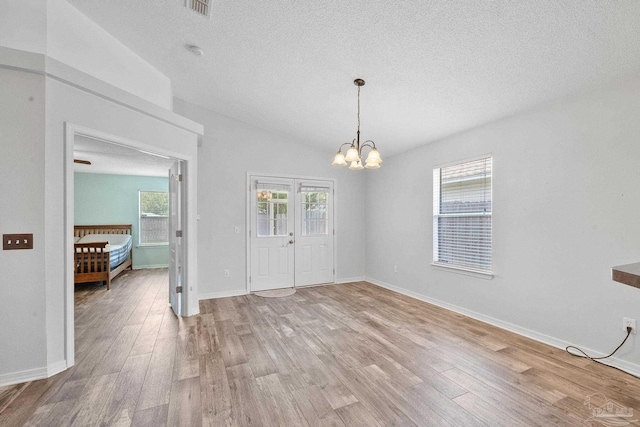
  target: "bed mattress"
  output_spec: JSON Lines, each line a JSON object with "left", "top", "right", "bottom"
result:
{"left": 77, "top": 234, "right": 133, "bottom": 269}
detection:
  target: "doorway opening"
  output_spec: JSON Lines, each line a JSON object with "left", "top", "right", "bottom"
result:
{"left": 247, "top": 174, "right": 336, "bottom": 292}
{"left": 64, "top": 124, "right": 190, "bottom": 367}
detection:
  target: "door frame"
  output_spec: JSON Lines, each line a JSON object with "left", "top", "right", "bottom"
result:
{"left": 64, "top": 123, "right": 196, "bottom": 367}
{"left": 245, "top": 172, "right": 337, "bottom": 294}
{"left": 168, "top": 160, "right": 185, "bottom": 316}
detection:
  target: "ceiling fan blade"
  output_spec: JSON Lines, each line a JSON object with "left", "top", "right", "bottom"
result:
{"left": 74, "top": 159, "right": 92, "bottom": 165}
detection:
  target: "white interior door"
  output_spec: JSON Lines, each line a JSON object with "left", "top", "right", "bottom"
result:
{"left": 294, "top": 181, "right": 334, "bottom": 287}
{"left": 250, "top": 178, "right": 295, "bottom": 291}
{"left": 169, "top": 161, "right": 184, "bottom": 316}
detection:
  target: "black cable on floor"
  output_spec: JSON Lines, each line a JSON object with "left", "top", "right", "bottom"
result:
{"left": 565, "top": 327, "right": 639, "bottom": 379}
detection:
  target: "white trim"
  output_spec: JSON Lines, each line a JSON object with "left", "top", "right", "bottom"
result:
{"left": 431, "top": 262, "right": 494, "bottom": 279}
{"left": 0, "top": 367, "right": 47, "bottom": 388}
{"left": 65, "top": 124, "right": 199, "bottom": 373}
{"left": 199, "top": 289, "right": 247, "bottom": 300}
{"left": 433, "top": 152, "right": 494, "bottom": 170}
{"left": 47, "top": 360, "right": 68, "bottom": 378}
{"left": 64, "top": 123, "right": 75, "bottom": 368}
{"left": 0, "top": 359, "right": 67, "bottom": 387}
{"left": 365, "top": 277, "right": 640, "bottom": 377}
{"left": 335, "top": 276, "right": 365, "bottom": 284}
{"left": 133, "top": 264, "right": 170, "bottom": 270}
{"left": 0, "top": 46, "right": 203, "bottom": 135}
{"left": 67, "top": 124, "right": 196, "bottom": 316}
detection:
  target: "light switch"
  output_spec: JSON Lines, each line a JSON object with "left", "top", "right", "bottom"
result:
{"left": 3, "top": 234, "right": 33, "bottom": 250}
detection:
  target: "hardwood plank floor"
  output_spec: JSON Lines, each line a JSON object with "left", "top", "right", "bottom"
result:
{"left": 1, "top": 268, "right": 640, "bottom": 426}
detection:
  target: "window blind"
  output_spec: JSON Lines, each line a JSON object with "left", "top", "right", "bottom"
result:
{"left": 434, "top": 157, "right": 492, "bottom": 272}
{"left": 257, "top": 182, "right": 291, "bottom": 192}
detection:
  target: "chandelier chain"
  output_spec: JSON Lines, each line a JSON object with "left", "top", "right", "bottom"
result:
{"left": 357, "top": 85, "right": 361, "bottom": 141}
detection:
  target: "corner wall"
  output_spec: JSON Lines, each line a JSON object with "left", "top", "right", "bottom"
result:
{"left": 0, "top": 68, "right": 48, "bottom": 383}
{"left": 365, "top": 76, "right": 640, "bottom": 371}
{"left": 0, "top": 0, "right": 173, "bottom": 109}
{"left": 46, "top": 0, "right": 173, "bottom": 109}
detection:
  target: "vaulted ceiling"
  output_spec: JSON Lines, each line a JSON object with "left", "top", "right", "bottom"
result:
{"left": 68, "top": 0, "right": 640, "bottom": 157}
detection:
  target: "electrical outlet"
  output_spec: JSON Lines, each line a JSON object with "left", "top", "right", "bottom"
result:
{"left": 224, "top": 269, "right": 230, "bottom": 277}
{"left": 623, "top": 317, "right": 636, "bottom": 334}
{"left": 394, "top": 265, "right": 398, "bottom": 273}
{"left": 234, "top": 226, "right": 240, "bottom": 234}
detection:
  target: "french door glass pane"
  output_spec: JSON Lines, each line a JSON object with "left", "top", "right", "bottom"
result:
{"left": 301, "top": 191, "right": 328, "bottom": 236}
{"left": 257, "top": 190, "right": 288, "bottom": 237}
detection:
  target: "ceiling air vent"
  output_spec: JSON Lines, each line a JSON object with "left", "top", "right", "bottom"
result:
{"left": 186, "top": 0, "right": 211, "bottom": 19}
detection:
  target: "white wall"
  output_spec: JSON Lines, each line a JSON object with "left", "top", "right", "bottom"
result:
{"left": 46, "top": 0, "right": 173, "bottom": 109}
{"left": 0, "top": 68, "right": 47, "bottom": 381}
{"left": 174, "top": 99, "right": 367, "bottom": 299}
{"left": 0, "top": 0, "right": 47, "bottom": 54}
{"left": 365, "top": 76, "right": 640, "bottom": 370}
{"left": 0, "top": 0, "right": 173, "bottom": 109}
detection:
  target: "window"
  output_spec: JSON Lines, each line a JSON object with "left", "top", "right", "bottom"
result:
{"left": 139, "top": 191, "right": 169, "bottom": 244}
{"left": 256, "top": 189, "right": 289, "bottom": 237}
{"left": 433, "top": 157, "right": 492, "bottom": 274}
{"left": 300, "top": 188, "right": 329, "bottom": 236}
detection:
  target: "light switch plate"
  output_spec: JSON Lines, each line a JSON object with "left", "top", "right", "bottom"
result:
{"left": 3, "top": 234, "right": 34, "bottom": 250}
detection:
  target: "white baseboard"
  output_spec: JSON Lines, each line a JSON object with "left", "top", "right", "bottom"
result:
{"left": 0, "top": 359, "right": 69, "bottom": 388}
{"left": 198, "top": 289, "right": 247, "bottom": 300}
{"left": 47, "top": 360, "right": 68, "bottom": 377}
{"left": 133, "top": 264, "right": 169, "bottom": 270}
{"left": 335, "top": 276, "right": 365, "bottom": 284}
{"left": 365, "top": 276, "right": 640, "bottom": 378}
{"left": 0, "top": 366, "right": 47, "bottom": 387}
{"left": 198, "top": 281, "right": 356, "bottom": 300}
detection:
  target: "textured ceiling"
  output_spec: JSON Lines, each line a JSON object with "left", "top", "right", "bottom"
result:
{"left": 74, "top": 136, "right": 176, "bottom": 177}
{"left": 67, "top": 0, "right": 640, "bottom": 157}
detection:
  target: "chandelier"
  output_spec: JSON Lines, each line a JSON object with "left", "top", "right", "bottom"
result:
{"left": 332, "top": 79, "right": 382, "bottom": 170}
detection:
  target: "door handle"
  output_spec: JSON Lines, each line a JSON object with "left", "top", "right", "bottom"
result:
{"left": 289, "top": 240, "right": 294, "bottom": 244}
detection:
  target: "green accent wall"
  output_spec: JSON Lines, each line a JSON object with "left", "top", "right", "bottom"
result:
{"left": 74, "top": 173, "right": 169, "bottom": 269}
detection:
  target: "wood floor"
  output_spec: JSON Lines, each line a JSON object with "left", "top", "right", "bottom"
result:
{"left": 1, "top": 269, "right": 640, "bottom": 426}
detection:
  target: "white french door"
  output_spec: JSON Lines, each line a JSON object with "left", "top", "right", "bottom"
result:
{"left": 250, "top": 178, "right": 295, "bottom": 291}
{"left": 249, "top": 175, "right": 334, "bottom": 291}
{"left": 294, "top": 181, "right": 334, "bottom": 286}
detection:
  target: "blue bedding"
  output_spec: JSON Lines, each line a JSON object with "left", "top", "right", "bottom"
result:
{"left": 77, "top": 234, "right": 133, "bottom": 269}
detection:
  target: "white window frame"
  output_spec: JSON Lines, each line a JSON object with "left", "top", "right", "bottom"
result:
{"left": 432, "top": 156, "right": 493, "bottom": 277}
{"left": 139, "top": 190, "right": 170, "bottom": 246}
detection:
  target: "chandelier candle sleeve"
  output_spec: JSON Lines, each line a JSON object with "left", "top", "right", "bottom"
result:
{"left": 332, "top": 79, "right": 382, "bottom": 170}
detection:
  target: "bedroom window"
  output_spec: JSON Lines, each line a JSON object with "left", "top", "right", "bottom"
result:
{"left": 139, "top": 191, "right": 169, "bottom": 245}
{"left": 433, "top": 156, "right": 492, "bottom": 275}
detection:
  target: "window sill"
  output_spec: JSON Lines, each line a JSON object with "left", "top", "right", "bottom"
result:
{"left": 137, "top": 243, "right": 169, "bottom": 248}
{"left": 431, "top": 262, "right": 494, "bottom": 280}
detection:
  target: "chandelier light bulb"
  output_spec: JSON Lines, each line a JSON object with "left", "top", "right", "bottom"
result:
{"left": 349, "top": 160, "right": 364, "bottom": 170}
{"left": 332, "top": 151, "right": 347, "bottom": 166}
{"left": 344, "top": 146, "right": 360, "bottom": 163}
